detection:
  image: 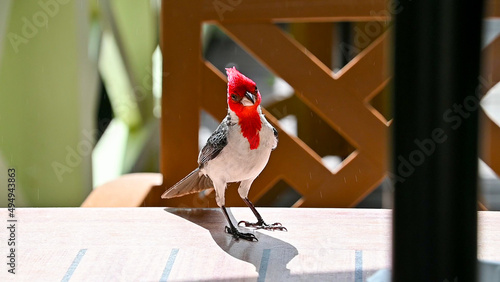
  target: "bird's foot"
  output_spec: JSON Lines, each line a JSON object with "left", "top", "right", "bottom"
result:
{"left": 238, "top": 220, "right": 287, "bottom": 231}
{"left": 225, "top": 226, "right": 258, "bottom": 242}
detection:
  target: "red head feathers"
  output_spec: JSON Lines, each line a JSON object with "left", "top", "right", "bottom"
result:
{"left": 226, "top": 67, "right": 261, "bottom": 107}
{"left": 225, "top": 67, "right": 262, "bottom": 150}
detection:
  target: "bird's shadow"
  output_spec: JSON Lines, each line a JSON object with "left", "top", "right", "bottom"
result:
{"left": 164, "top": 208, "right": 298, "bottom": 279}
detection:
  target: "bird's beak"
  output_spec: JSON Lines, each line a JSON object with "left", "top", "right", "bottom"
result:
{"left": 243, "top": 91, "right": 256, "bottom": 105}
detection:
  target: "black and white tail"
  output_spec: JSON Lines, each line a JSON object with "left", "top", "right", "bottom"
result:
{"left": 161, "top": 168, "right": 214, "bottom": 199}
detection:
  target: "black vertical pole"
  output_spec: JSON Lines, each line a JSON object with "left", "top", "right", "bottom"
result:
{"left": 392, "top": 0, "right": 484, "bottom": 281}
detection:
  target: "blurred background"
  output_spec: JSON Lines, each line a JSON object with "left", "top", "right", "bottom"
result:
{"left": 0, "top": 0, "right": 499, "bottom": 209}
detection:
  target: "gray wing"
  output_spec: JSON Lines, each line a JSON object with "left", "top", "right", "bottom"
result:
{"left": 162, "top": 116, "right": 234, "bottom": 199}
{"left": 198, "top": 115, "right": 231, "bottom": 167}
{"left": 272, "top": 126, "right": 278, "bottom": 150}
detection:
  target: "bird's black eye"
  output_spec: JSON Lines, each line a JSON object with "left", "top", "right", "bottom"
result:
{"left": 231, "top": 94, "right": 237, "bottom": 101}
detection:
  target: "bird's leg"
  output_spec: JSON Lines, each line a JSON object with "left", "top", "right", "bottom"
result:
{"left": 238, "top": 198, "right": 287, "bottom": 231}
{"left": 221, "top": 206, "right": 258, "bottom": 241}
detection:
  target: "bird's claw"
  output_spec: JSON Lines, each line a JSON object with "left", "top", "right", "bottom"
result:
{"left": 238, "top": 220, "right": 288, "bottom": 231}
{"left": 225, "top": 226, "right": 258, "bottom": 242}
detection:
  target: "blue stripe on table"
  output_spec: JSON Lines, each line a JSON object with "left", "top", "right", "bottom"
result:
{"left": 61, "top": 249, "right": 87, "bottom": 282}
{"left": 355, "top": 250, "right": 363, "bottom": 282}
{"left": 258, "top": 249, "right": 271, "bottom": 282}
{"left": 160, "top": 248, "right": 179, "bottom": 282}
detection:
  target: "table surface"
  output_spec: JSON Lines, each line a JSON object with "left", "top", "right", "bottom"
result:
{"left": 1, "top": 208, "right": 499, "bottom": 281}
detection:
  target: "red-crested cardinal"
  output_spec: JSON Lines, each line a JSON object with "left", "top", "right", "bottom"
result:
{"left": 161, "top": 67, "right": 286, "bottom": 241}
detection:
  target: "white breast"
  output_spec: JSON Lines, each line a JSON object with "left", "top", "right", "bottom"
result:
{"left": 201, "top": 109, "right": 276, "bottom": 183}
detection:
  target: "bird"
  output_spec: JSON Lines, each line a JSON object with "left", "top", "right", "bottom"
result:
{"left": 161, "top": 67, "right": 286, "bottom": 241}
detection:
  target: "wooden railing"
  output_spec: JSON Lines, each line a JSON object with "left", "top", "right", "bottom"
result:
{"left": 83, "top": 0, "right": 500, "bottom": 208}
{"left": 141, "top": 0, "right": 500, "bottom": 208}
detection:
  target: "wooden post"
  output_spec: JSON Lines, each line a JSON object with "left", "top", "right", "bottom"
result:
{"left": 392, "top": 0, "right": 484, "bottom": 280}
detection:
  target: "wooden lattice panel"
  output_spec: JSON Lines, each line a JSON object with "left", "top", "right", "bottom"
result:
{"left": 151, "top": 0, "right": 500, "bottom": 208}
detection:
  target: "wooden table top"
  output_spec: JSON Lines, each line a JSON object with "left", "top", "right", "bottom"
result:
{"left": 1, "top": 208, "right": 499, "bottom": 281}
